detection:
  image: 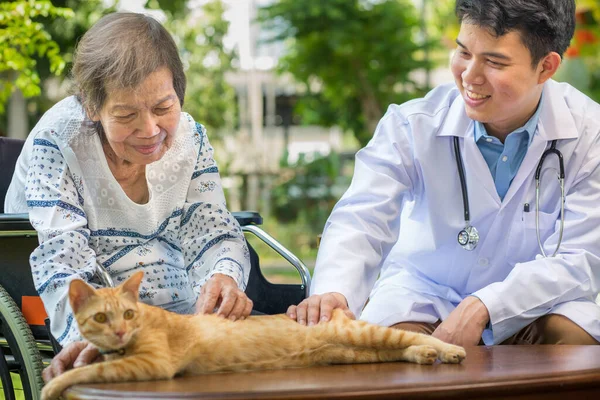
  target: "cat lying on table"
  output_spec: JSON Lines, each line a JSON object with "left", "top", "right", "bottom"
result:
{"left": 41, "top": 271, "right": 466, "bottom": 400}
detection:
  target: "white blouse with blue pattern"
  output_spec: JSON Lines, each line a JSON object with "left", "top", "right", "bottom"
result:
{"left": 5, "top": 96, "right": 250, "bottom": 346}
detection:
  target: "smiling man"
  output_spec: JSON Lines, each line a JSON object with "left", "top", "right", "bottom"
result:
{"left": 288, "top": 0, "right": 600, "bottom": 347}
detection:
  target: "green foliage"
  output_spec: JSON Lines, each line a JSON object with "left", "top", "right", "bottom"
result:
{"left": 428, "top": 0, "right": 459, "bottom": 49}
{"left": 258, "top": 0, "right": 430, "bottom": 147}
{"left": 568, "top": 5, "right": 600, "bottom": 102}
{"left": 2, "top": 0, "right": 235, "bottom": 140}
{"left": 41, "top": 0, "right": 117, "bottom": 69}
{"left": 0, "top": 0, "right": 73, "bottom": 114}
{"left": 271, "top": 151, "right": 351, "bottom": 236}
{"left": 151, "top": 0, "right": 237, "bottom": 138}
{"left": 24, "top": 0, "right": 117, "bottom": 121}
{"left": 246, "top": 216, "right": 319, "bottom": 269}
{"left": 170, "top": 1, "right": 236, "bottom": 136}
{"left": 145, "top": 0, "right": 188, "bottom": 19}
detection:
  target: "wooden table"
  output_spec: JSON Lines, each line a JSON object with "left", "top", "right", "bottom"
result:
{"left": 65, "top": 345, "right": 600, "bottom": 399}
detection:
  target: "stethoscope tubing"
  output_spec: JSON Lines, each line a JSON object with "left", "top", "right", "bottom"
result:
{"left": 454, "top": 137, "right": 565, "bottom": 257}
{"left": 453, "top": 137, "right": 471, "bottom": 224}
{"left": 535, "top": 141, "right": 565, "bottom": 257}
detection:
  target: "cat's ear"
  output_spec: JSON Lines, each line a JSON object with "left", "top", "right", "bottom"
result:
{"left": 120, "top": 271, "right": 144, "bottom": 302}
{"left": 69, "top": 279, "right": 97, "bottom": 313}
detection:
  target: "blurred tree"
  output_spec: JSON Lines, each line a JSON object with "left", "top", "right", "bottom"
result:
{"left": 428, "top": 0, "right": 458, "bottom": 49}
{"left": 161, "top": 0, "right": 237, "bottom": 137}
{"left": 272, "top": 151, "right": 350, "bottom": 235}
{"left": 2, "top": 0, "right": 236, "bottom": 140}
{"left": 30, "top": 0, "right": 117, "bottom": 113}
{"left": 146, "top": 0, "right": 188, "bottom": 19}
{"left": 0, "top": 0, "right": 73, "bottom": 115}
{"left": 258, "top": 0, "right": 430, "bottom": 147}
{"left": 554, "top": 1, "right": 600, "bottom": 101}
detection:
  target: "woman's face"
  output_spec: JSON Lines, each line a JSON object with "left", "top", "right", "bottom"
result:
{"left": 91, "top": 67, "right": 181, "bottom": 166}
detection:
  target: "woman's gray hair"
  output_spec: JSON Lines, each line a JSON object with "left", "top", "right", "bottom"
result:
{"left": 72, "top": 12, "right": 186, "bottom": 128}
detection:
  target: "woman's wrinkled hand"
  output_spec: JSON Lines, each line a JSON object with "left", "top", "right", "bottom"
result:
{"left": 195, "top": 273, "right": 253, "bottom": 321}
{"left": 42, "top": 341, "right": 101, "bottom": 382}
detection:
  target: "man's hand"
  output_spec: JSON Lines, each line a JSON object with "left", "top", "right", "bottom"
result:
{"left": 42, "top": 341, "right": 101, "bottom": 382}
{"left": 195, "top": 273, "right": 252, "bottom": 320}
{"left": 432, "top": 296, "right": 490, "bottom": 347}
{"left": 286, "top": 292, "right": 354, "bottom": 326}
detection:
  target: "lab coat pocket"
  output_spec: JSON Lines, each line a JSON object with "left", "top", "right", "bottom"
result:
{"left": 506, "top": 210, "right": 558, "bottom": 264}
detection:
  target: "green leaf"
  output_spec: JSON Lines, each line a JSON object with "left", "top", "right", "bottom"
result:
{"left": 0, "top": 0, "right": 73, "bottom": 113}
{"left": 259, "top": 0, "right": 431, "bottom": 146}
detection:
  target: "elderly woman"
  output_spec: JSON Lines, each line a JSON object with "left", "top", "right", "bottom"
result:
{"left": 4, "top": 12, "right": 252, "bottom": 379}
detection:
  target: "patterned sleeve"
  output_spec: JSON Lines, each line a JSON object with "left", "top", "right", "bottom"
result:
{"left": 179, "top": 122, "right": 250, "bottom": 295}
{"left": 25, "top": 133, "right": 99, "bottom": 346}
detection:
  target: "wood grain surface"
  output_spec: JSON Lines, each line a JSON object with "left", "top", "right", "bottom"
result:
{"left": 64, "top": 345, "right": 600, "bottom": 400}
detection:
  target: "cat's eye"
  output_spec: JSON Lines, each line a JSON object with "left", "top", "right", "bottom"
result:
{"left": 93, "top": 313, "right": 107, "bottom": 323}
{"left": 123, "top": 309, "right": 135, "bottom": 320}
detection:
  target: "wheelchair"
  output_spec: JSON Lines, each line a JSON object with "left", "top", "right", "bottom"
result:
{"left": 0, "top": 136, "right": 311, "bottom": 400}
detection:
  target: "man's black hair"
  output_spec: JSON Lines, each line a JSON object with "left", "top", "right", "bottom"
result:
{"left": 455, "top": 0, "right": 576, "bottom": 67}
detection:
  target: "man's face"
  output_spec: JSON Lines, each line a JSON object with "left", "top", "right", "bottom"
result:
{"left": 450, "top": 22, "right": 546, "bottom": 139}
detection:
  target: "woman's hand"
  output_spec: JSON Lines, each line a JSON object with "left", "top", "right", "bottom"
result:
{"left": 42, "top": 341, "right": 101, "bottom": 382}
{"left": 195, "top": 273, "right": 253, "bottom": 321}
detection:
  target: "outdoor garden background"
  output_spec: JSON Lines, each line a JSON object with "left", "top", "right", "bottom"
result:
{"left": 2, "top": 0, "right": 600, "bottom": 397}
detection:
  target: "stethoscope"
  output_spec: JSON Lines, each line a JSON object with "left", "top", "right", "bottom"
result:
{"left": 453, "top": 136, "right": 565, "bottom": 257}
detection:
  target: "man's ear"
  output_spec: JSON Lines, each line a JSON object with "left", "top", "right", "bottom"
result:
{"left": 120, "top": 271, "right": 144, "bottom": 302}
{"left": 69, "top": 279, "right": 97, "bottom": 313}
{"left": 538, "top": 52, "right": 562, "bottom": 84}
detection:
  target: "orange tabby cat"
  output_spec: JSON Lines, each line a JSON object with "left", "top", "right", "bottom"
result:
{"left": 41, "top": 271, "right": 466, "bottom": 400}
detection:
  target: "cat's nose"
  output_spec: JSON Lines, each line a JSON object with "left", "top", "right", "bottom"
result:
{"left": 115, "top": 330, "right": 126, "bottom": 339}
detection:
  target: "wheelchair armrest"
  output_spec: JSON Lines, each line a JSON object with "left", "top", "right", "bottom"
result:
{"left": 241, "top": 224, "right": 311, "bottom": 297}
{"left": 232, "top": 211, "right": 263, "bottom": 226}
{"left": 0, "top": 213, "right": 34, "bottom": 232}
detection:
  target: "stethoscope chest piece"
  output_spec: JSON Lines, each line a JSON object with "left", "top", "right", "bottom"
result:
{"left": 452, "top": 136, "right": 564, "bottom": 256}
{"left": 458, "top": 225, "right": 479, "bottom": 251}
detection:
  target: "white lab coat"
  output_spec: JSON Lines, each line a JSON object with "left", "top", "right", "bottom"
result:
{"left": 312, "top": 80, "right": 600, "bottom": 344}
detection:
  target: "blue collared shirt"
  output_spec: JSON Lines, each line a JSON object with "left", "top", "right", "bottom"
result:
{"left": 474, "top": 95, "right": 543, "bottom": 200}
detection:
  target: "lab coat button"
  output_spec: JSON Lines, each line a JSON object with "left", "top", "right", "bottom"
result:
{"left": 478, "top": 258, "right": 489, "bottom": 266}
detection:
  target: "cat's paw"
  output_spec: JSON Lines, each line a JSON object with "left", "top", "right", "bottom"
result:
{"left": 410, "top": 345, "right": 438, "bottom": 365}
{"left": 41, "top": 380, "right": 65, "bottom": 400}
{"left": 439, "top": 344, "right": 466, "bottom": 364}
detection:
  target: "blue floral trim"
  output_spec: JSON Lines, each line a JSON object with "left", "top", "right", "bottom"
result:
{"left": 27, "top": 200, "right": 85, "bottom": 219}
{"left": 102, "top": 245, "right": 140, "bottom": 268}
{"left": 216, "top": 257, "right": 246, "bottom": 284}
{"left": 75, "top": 229, "right": 90, "bottom": 241}
{"left": 56, "top": 314, "right": 74, "bottom": 344}
{"left": 195, "top": 122, "right": 205, "bottom": 151}
{"left": 181, "top": 202, "right": 204, "bottom": 227}
{"left": 186, "top": 234, "right": 236, "bottom": 271}
{"left": 37, "top": 272, "right": 71, "bottom": 294}
{"left": 192, "top": 166, "right": 219, "bottom": 180}
{"left": 156, "top": 237, "right": 182, "bottom": 252}
{"left": 91, "top": 209, "right": 183, "bottom": 239}
{"left": 219, "top": 257, "right": 244, "bottom": 271}
{"left": 33, "top": 138, "right": 59, "bottom": 150}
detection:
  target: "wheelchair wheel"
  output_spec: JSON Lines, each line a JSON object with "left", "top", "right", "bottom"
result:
{"left": 0, "top": 285, "right": 44, "bottom": 400}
